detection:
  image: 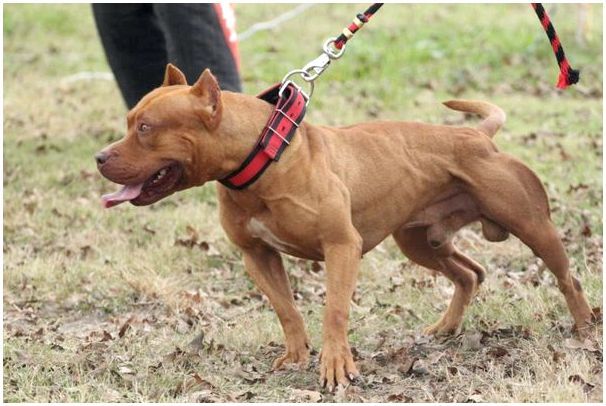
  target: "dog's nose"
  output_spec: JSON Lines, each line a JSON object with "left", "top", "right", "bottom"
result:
{"left": 95, "top": 151, "right": 109, "bottom": 166}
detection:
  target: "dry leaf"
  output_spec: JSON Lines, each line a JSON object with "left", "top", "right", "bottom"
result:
{"left": 565, "top": 338, "right": 599, "bottom": 352}
{"left": 101, "top": 330, "right": 113, "bottom": 342}
{"left": 462, "top": 332, "right": 483, "bottom": 351}
{"left": 487, "top": 346, "right": 509, "bottom": 358}
{"left": 118, "top": 316, "right": 134, "bottom": 338}
{"left": 230, "top": 390, "right": 254, "bottom": 401}
{"left": 142, "top": 224, "right": 156, "bottom": 235}
{"left": 380, "top": 373, "right": 399, "bottom": 383}
{"left": 547, "top": 344, "right": 566, "bottom": 363}
{"left": 236, "top": 368, "right": 264, "bottom": 384}
{"left": 387, "top": 392, "right": 413, "bottom": 402}
{"left": 164, "top": 347, "right": 185, "bottom": 363}
{"left": 426, "top": 351, "right": 445, "bottom": 364}
{"left": 117, "top": 365, "right": 134, "bottom": 375}
{"left": 291, "top": 389, "right": 322, "bottom": 402}
{"left": 186, "top": 225, "right": 199, "bottom": 241}
{"left": 397, "top": 356, "right": 418, "bottom": 375}
{"left": 188, "top": 331, "right": 205, "bottom": 351}
{"left": 568, "top": 374, "right": 595, "bottom": 393}
{"left": 467, "top": 393, "right": 484, "bottom": 403}
{"left": 189, "top": 390, "right": 221, "bottom": 403}
{"left": 191, "top": 373, "right": 214, "bottom": 390}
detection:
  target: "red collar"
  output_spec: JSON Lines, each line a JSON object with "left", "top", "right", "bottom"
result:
{"left": 219, "top": 83, "right": 307, "bottom": 189}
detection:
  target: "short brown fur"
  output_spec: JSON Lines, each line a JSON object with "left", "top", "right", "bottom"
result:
{"left": 97, "top": 65, "right": 595, "bottom": 390}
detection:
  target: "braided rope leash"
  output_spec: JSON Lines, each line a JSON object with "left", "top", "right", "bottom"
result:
{"left": 221, "top": 3, "right": 384, "bottom": 189}
{"left": 279, "top": 3, "right": 384, "bottom": 102}
{"left": 333, "top": 3, "right": 384, "bottom": 50}
{"left": 531, "top": 3, "right": 580, "bottom": 89}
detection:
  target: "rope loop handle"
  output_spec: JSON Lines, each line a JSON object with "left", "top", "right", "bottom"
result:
{"left": 531, "top": 3, "right": 580, "bottom": 88}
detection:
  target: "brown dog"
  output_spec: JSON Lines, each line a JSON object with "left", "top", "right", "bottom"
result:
{"left": 96, "top": 64, "right": 595, "bottom": 390}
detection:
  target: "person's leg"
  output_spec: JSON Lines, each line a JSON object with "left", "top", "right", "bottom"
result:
{"left": 153, "top": 4, "right": 242, "bottom": 92}
{"left": 92, "top": 4, "right": 168, "bottom": 108}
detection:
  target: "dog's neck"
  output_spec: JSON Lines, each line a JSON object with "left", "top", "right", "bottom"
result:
{"left": 205, "top": 91, "right": 306, "bottom": 191}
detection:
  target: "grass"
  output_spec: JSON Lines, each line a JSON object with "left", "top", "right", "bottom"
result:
{"left": 3, "top": 3, "right": 603, "bottom": 402}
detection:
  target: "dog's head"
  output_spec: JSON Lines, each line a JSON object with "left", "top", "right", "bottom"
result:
{"left": 96, "top": 64, "right": 224, "bottom": 208}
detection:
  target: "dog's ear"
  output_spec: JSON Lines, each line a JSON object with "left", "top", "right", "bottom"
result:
{"left": 162, "top": 63, "right": 187, "bottom": 86}
{"left": 190, "top": 69, "right": 223, "bottom": 131}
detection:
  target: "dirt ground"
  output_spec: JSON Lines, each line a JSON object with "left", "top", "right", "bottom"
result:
{"left": 4, "top": 4, "right": 603, "bottom": 402}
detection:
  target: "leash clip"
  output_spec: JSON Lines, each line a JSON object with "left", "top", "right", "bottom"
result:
{"left": 301, "top": 53, "right": 331, "bottom": 82}
{"left": 298, "top": 37, "right": 346, "bottom": 83}
{"left": 278, "top": 37, "right": 345, "bottom": 104}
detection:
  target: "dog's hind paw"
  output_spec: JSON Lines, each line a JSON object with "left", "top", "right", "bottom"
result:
{"left": 423, "top": 319, "right": 462, "bottom": 337}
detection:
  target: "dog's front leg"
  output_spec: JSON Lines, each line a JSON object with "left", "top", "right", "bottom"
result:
{"left": 241, "top": 244, "right": 310, "bottom": 370}
{"left": 320, "top": 233, "right": 362, "bottom": 391}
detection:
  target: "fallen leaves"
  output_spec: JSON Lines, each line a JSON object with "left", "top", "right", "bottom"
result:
{"left": 466, "top": 392, "right": 485, "bottom": 403}
{"left": 461, "top": 332, "right": 483, "bottom": 351}
{"left": 547, "top": 344, "right": 566, "bottom": 363}
{"left": 236, "top": 364, "right": 265, "bottom": 384}
{"left": 487, "top": 346, "right": 509, "bottom": 359}
{"left": 187, "top": 390, "right": 222, "bottom": 403}
{"left": 173, "top": 372, "right": 216, "bottom": 398}
{"left": 188, "top": 331, "right": 205, "bottom": 352}
{"left": 290, "top": 388, "right": 323, "bottom": 402}
{"left": 174, "top": 225, "right": 218, "bottom": 255}
{"left": 564, "top": 338, "right": 600, "bottom": 353}
{"left": 568, "top": 374, "right": 595, "bottom": 393}
{"left": 387, "top": 392, "right": 413, "bottom": 402}
{"left": 118, "top": 316, "right": 134, "bottom": 338}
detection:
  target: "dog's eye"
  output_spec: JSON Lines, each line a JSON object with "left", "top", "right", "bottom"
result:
{"left": 138, "top": 123, "right": 151, "bottom": 133}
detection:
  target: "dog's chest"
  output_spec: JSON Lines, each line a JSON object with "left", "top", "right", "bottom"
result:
{"left": 246, "top": 217, "right": 321, "bottom": 259}
{"left": 247, "top": 218, "right": 295, "bottom": 252}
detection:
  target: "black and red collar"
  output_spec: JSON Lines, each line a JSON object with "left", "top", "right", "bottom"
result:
{"left": 219, "top": 83, "right": 307, "bottom": 190}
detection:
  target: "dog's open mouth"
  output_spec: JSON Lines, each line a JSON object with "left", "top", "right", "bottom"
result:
{"left": 101, "top": 162, "right": 183, "bottom": 208}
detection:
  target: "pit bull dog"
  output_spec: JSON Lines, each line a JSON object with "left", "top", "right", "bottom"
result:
{"left": 96, "top": 64, "right": 595, "bottom": 390}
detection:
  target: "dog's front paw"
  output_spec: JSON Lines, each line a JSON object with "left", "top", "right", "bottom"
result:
{"left": 319, "top": 343, "right": 359, "bottom": 392}
{"left": 272, "top": 340, "right": 310, "bottom": 371}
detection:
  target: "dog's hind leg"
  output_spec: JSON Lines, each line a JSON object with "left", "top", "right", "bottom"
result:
{"left": 460, "top": 153, "right": 595, "bottom": 334}
{"left": 393, "top": 226, "right": 485, "bottom": 335}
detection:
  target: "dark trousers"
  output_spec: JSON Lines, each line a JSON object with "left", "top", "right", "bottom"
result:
{"left": 92, "top": 4, "right": 242, "bottom": 108}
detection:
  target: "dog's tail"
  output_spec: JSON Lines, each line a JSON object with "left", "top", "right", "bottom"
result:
{"left": 443, "top": 99, "right": 506, "bottom": 138}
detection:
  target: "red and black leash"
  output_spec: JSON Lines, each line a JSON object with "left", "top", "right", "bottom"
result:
{"left": 220, "top": 4, "right": 384, "bottom": 190}
{"left": 332, "top": 3, "right": 579, "bottom": 89}
{"left": 333, "top": 3, "right": 384, "bottom": 50}
{"left": 220, "top": 3, "right": 580, "bottom": 190}
{"left": 531, "top": 3, "right": 580, "bottom": 89}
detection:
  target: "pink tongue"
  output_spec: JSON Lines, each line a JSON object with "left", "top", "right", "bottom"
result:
{"left": 101, "top": 183, "right": 144, "bottom": 208}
